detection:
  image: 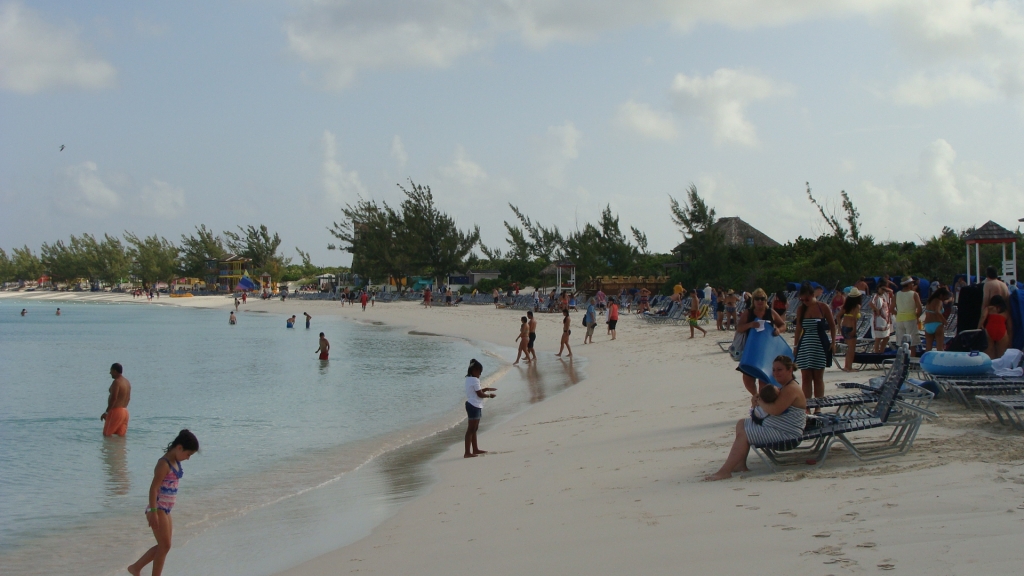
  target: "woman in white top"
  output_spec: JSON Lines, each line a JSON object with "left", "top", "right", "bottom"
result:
{"left": 464, "top": 359, "right": 497, "bottom": 458}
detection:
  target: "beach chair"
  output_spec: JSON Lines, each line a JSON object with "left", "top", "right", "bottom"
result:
{"left": 751, "top": 345, "right": 933, "bottom": 472}
{"left": 976, "top": 395, "right": 1024, "bottom": 429}
{"left": 929, "top": 374, "right": 1024, "bottom": 408}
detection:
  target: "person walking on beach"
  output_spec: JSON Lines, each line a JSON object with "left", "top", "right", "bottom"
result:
{"left": 424, "top": 287, "right": 432, "bottom": 308}
{"left": 241, "top": 292, "right": 247, "bottom": 304}
{"left": 583, "top": 298, "right": 597, "bottom": 344}
{"left": 514, "top": 316, "right": 530, "bottom": 365}
{"left": 556, "top": 309, "right": 573, "bottom": 357}
{"left": 127, "top": 430, "right": 199, "bottom": 576}
{"left": 724, "top": 290, "right": 739, "bottom": 329}
{"left": 607, "top": 297, "right": 619, "bottom": 340}
{"left": 229, "top": 311, "right": 236, "bottom": 325}
{"left": 234, "top": 298, "right": 240, "bottom": 311}
{"left": 101, "top": 363, "right": 131, "bottom": 437}
{"left": 316, "top": 332, "right": 330, "bottom": 360}
{"left": 464, "top": 359, "right": 496, "bottom": 458}
{"left": 304, "top": 312, "right": 312, "bottom": 329}
{"left": 527, "top": 311, "right": 538, "bottom": 362}
{"left": 688, "top": 295, "right": 707, "bottom": 339}
{"left": 360, "top": 290, "right": 368, "bottom": 310}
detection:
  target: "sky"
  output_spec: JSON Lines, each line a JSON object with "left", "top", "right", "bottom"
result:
{"left": 3, "top": 0, "right": 1024, "bottom": 268}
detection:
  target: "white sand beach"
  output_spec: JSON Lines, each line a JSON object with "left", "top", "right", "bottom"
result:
{"left": 7, "top": 291, "right": 1024, "bottom": 574}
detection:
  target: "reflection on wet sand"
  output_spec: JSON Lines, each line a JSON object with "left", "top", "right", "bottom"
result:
{"left": 318, "top": 360, "right": 330, "bottom": 375}
{"left": 524, "top": 362, "right": 545, "bottom": 403}
{"left": 559, "top": 357, "right": 580, "bottom": 386}
{"left": 101, "top": 437, "right": 130, "bottom": 498}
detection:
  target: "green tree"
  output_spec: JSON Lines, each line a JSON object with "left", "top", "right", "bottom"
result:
{"left": 0, "top": 248, "right": 13, "bottom": 282}
{"left": 125, "top": 233, "right": 179, "bottom": 287}
{"left": 224, "top": 225, "right": 288, "bottom": 277}
{"left": 399, "top": 180, "right": 480, "bottom": 280}
{"left": 179, "top": 225, "right": 226, "bottom": 278}
{"left": 94, "top": 234, "right": 132, "bottom": 286}
{"left": 40, "top": 238, "right": 88, "bottom": 284}
{"left": 11, "top": 245, "right": 44, "bottom": 281}
{"left": 328, "top": 198, "right": 410, "bottom": 280}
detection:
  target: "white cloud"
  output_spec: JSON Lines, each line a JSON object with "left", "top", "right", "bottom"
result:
{"left": 613, "top": 100, "right": 677, "bottom": 140}
{"left": 391, "top": 135, "right": 408, "bottom": 168}
{"left": 440, "top": 145, "right": 488, "bottom": 188}
{"left": 286, "top": 1, "right": 486, "bottom": 90}
{"left": 134, "top": 180, "right": 185, "bottom": 219}
{"left": 670, "top": 68, "right": 791, "bottom": 146}
{"left": 321, "top": 130, "right": 366, "bottom": 203}
{"left": 883, "top": 1, "right": 1024, "bottom": 105}
{"left": 542, "top": 121, "right": 581, "bottom": 187}
{"left": 0, "top": 2, "right": 116, "bottom": 94}
{"left": 857, "top": 138, "right": 1024, "bottom": 238}
{"left": 890, "top": 71, "right": 999, "bottom": 107}
{"left": 58, "top": 161, "right": 120, "bottom": 217}
{"left": 284, "top": 1, "right": 894, "bottom": 89}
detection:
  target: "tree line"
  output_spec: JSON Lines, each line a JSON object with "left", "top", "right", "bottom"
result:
{"left": 0, "top": 224, "right": 333, "bottom": 288}
{"left": 333, "top": 179, "right": 1020, "bottom": 294}
{"left": 5, "top": 178, "right": 1016, "bottom": 294}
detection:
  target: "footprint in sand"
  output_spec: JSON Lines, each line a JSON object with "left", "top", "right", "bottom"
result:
{"left": 878, "top": 562, "right": 896, "bottom": 570}
{"left": 856, "top": 542, "right": 876, "bottom": 548}
{"left": 778, "top": 510, "right": 798, "bottom": 517}
{"left": 814, "top": 531, "right": 832, "bottom": 538}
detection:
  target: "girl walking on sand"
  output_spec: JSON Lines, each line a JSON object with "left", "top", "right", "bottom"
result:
{"left": 128, "top": 430, "right": 200, "bottom": 576}
{"left": 464, "top": 359, "right": 497, "bottom": 458}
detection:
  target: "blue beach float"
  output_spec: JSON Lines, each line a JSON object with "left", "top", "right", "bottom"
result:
{"left": 920, "top": 350, "right": 992, "bottom": 377}
{"left": 738, "top": 325, "right": 794, "bottom": 386}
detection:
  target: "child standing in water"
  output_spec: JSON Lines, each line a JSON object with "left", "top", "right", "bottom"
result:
{"left": 464, "top": 359, "right": 497, "bottom": 458}
{"left": 128, "top": 430, "right": 199, "bottom": 576}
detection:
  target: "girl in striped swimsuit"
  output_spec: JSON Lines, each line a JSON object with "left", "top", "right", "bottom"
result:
{"left": 128, "top": 430, "right": 200, "bottom": 576}
{"left": 706, "top": 356, "right": 807, "bottom": 481}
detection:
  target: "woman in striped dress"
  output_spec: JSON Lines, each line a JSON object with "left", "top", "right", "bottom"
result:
{"left": 793, "top": 282, "right": 836, "bottom": 409}
{"left": 705, "top": 356, "right": 807, "bottom": 481}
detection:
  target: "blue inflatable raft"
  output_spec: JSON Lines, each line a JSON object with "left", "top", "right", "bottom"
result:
{"left": 920, "top": 350, "right": 992, "bottom": 377}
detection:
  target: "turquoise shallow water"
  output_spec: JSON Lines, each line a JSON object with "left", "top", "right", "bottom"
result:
{"left": 0, "top": 298, "right": 584, "bottom": 576}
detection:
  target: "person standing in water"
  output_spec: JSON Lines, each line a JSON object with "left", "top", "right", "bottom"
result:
{"left": 464, "top": 359, "right": 496, "bottom": 458}
{"left": 101, "top": 363, "right": 131, "bottom": 437}
{"left": 303, "top": 312, "right": 312, "bottom": 329}
{"left": 514, "top": 316, "right": 530, "bottom": 365}
{"left": 316, "top": 332, "right": 330, "bottom": 360}
{"left": 527, "top": 310, "right": 538, "bottom": 362}
{"left": 229, "top": 311, "right": 236, "bottom": 325}
{"left": 127, "top": 430, "right": 199, "bottom": 576}
{"left": 56, "top": 308, "right": 61, "bottom": 316}
{"left": 20, "top": 308, "right": 27, "bottom": 316}
{"left": 556, "top": 309, "right": 573, "bottom": 357}
{"left": 287, "top": 315, "right": 296, "bottom": 328}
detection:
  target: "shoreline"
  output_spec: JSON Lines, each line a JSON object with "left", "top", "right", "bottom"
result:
{"left": 0, "top": 293, "right": 589, "bottom": 576}
{"left": 6, "top": 293, "right": 1024, "bottom": 574}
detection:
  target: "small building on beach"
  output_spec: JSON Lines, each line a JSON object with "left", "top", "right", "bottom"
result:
{"left": 206, "top": 254, "right": 253, "bottom": 291}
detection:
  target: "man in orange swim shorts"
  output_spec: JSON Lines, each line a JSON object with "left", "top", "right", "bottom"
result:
{"left": 101, "top": 363, "right": 131, "bottom": 436}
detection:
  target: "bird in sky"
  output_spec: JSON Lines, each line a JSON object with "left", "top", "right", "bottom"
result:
{"left": 59, "top": 145, "right": 65, "bottom": 152}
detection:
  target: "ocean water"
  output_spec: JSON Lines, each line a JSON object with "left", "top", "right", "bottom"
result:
{"left": 0, "top": 298, "right": 583, "bottom": 575}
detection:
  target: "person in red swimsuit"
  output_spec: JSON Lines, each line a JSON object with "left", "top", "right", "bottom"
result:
{"left": 316, "top": 332, "right": 330, "bottom": 361}
{"left": 980, "top": 295, "right": 1012, "bottom": 360}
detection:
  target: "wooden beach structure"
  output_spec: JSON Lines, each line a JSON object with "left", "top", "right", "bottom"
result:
{"left": 965, "top": 220, "right": 1017, "bottom": 285}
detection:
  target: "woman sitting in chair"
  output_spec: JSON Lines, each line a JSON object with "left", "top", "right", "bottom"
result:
{"left": 706, "top": 356, "right": 806, "bottom": 481}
